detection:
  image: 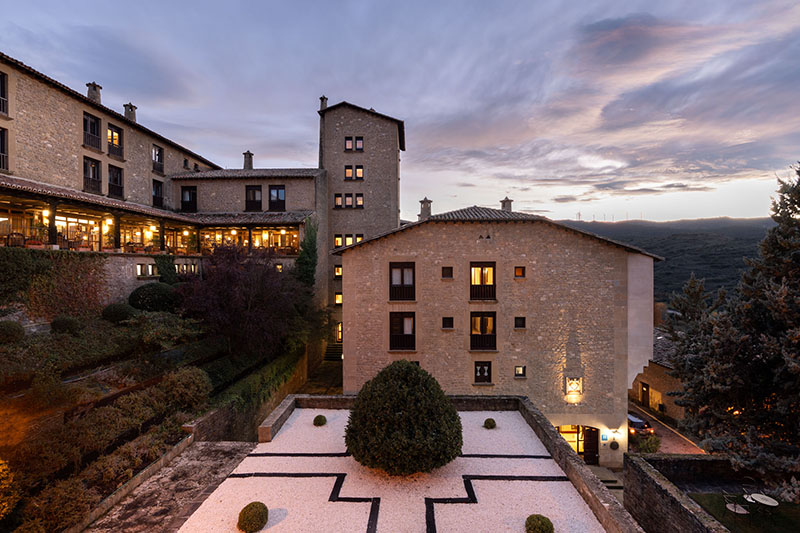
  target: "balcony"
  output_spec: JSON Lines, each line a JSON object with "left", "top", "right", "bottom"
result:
{"left": 0, "top": 96, "right": 7, "bottom": 115}
{"left": 152, "top": 195, "right": 163, "bottom": 208}
{"left": 470, "top": 284, "right": 496, "bottom": 300}
{"left": 389, "top": 285, "right": 415, "bottom": 301}
{"left": 83, "top": 131, "right": 101, "bottom": 150}
{"left": 269, "top": 200, "right": 286, "bottom": 212}
{"left": 153, "top": 160, "right": 164, "bottom": 173}
{"left": 0, "top": 152, "right": 7, "bottom": 171}
{"left": 470, "top": 334, "right": 496, "bottom": 350}
{"left": 108, "top": 182, "right": 124, "bottom": 199}
{"left": 245, "top": 200, "right": 262, "bottom": 212}
{"left": 83, "top": 177, "right": 101, "bottom": 194}
{"left": 181, "top": 200, "right": 197, "bottom": 213}
{"left": 390, "top": 334, "right": 415, "bottom": 350}
{"left": 108, "top": 143, "right": 124, "bottom": 158}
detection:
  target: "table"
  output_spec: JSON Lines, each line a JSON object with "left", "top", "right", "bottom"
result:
{"left": 747, "top": 493, "right": 779, "bottom": 507}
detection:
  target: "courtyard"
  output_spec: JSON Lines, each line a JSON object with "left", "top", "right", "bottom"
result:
{"left": 179, "top": 408, "right": 604, "bottom": 532}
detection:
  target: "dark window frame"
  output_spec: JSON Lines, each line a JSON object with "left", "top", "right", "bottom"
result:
{"left": 269, "top": 185, "right": 286, "bottom": 211}
{"left": 108, "top": 164, "right": 124, "bottom": 199}
{"left": 355, "top": 165, "right": 364, "bottom": 180}
{"left": 514, "top": 316, "right": 526, "bottom": 329}
{"left": 355, "top": 234, "right": 363, "bottom": 243}
{"left": 389, "top": 311, "right": 415, "bottom": 350}
{"left": 389, "top": 262, "right": 415, "bottom": 301}
{"left": 442, "top": 266, "right": 453, "bottom": 279}
{"left": 344, "top": 165, "right": 354, "bottom": 180}
{"left": 334, "top": 265, "right": 342, "bottom": 279}
{"left": 344, "top": 193, "right": 353, "bottom": 208}
{"left": 515, "top": 266, "right": 526, "bottom": 278}
{"left": 475, "top": 361, "right": 492, "bottom": 384}
{"left": 334, "top": 292, "right": 343, "bottom": 306}
{"left": 470, "top": 311, "right": 496, "bottom": 350}
{"left": 83, "top": 113, "right": 101, "bottom": 150}
{"left": 181, "top": 185, "right": 197, "bottom": 213}
{"left": 245, "top": 185, "right": 262, "bottom": 212}
{"left": 344, "top": 136, "right": 354, "bottom": 151}
{"left": 470, "top": 261, "right": 496, "bottom": 300}
{"left": 442, "top": 316, "right": 454, "bottom": 329}
{"left": 334, "top": 193, "right": 343, "bottom": 208}
{"left": 152, "top": 179, "right": 164, "bottom": 208}
{"left": 152, "top": 144, "right": 164, "bottom": 173}
{"left": 107, "top": 124, "right": 123, "bottom": 158}
{"left": 355, "top": 193, "right": 364, "bottom": 208}
{"left": 0, "top": 71, "right": 7, "bottom": 115}
{"left": 334, "top": 234, "right": 343, "bottom": 248}
{"left": 515, "top": 365, "right": 527, "bottom": 378}
{"left": 83, "top": 156, "right": 101, "bottom": 194}
{"left": 0, "top": 127, "right": 7, "bottom": 171}
{"left": 355, "top": 136, "right": 364, "bottom": 151}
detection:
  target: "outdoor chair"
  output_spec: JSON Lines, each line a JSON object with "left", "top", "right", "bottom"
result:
{"left": 723, "top": 492, "right": 750, "bottom": 517}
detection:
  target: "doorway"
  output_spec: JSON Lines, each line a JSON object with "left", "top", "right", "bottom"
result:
{"left": 558, "top": 425, "right": 600, "bottom": 465}
{"left": 640, "top": 382, "right": 650, "bottom": 407}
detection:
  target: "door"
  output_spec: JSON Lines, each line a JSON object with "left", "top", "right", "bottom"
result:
{"left": 641, "top": 382, "right": 650, "bottom": 407}
{"left": 582, "top": 426, "right": 599, "bottom": 465}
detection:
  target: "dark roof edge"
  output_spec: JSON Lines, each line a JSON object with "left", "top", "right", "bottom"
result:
{"left": 333, "top": 217, "right": 663, "bottom": 260}
{"left": 0, "top": 52, "right": 221, "bottom": 170}
{"left": 319, "top": 101, "right": 406, "bottom": 151}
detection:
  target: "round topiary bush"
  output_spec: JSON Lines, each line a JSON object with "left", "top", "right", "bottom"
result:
{"left": 313, "top": 414, "right": 327, "bottom": 426}
{"left": 128, "top": 282, "right": 178, "bottom": 312}
{"left": 345, "top": 359, "right": 463, "bottom": 476}
{"left": 102, "top": 302, "right": 138, "bottom": 324}
{"left": 50, "top": 314, "right": 81, "bottom": 335}
{"left": 525, "top": 514, "right": 554, "bottom": 533}
{"left": 0, "top": 321, "right": 24, "bottom": 345}
{"left": 237, "top": 501, "right": 268, "bottom": 532}
{"left": 483, "top": 417, "right": 496, "bottom": 429}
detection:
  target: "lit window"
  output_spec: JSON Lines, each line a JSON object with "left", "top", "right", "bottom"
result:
{"left": 344, "top": 136, "right": 353, "bottom": 151}
{"left": 515, "top": 366, "right": 526, "bottom": 378}
{"left": 356, "top": 193, "right": 364, "bottom": 207}
{"left": 442, "top": 316, "right": 454, "bottom": 329}
{"left": 345, "top": 193, "right": 353, "bottom": 208}
{"left": 355, "top": 165, "right": 364, "bottom": 179}
{"left": 335, "top": 292, "right": 343, "bottom": 305}
{"left": 107, "top": 124, "right": 123, "bottom": 157}
{"left": 515, "top": 266, "right": 526, "bottom": 278}
{"left": 275, "top": 264, "right": 283, "bottom": 272}
{"left": 334, "top": 234, "right": 343, "bottom": 247}
{"left": 470, "top": 312, "right": 496, "bottom": 350}
{"left": 345, "top": 165, "right": 353, "bottom": 180}
{"left": 470, "top": 262, "right": 496, "bottom": 300}
{"left": 136, "top": 264, "right": 145, "bottom": 276}
{"left": 355, "top": 136, "right": 363, "bottom": 151}
{"left": 514, "top": 316, "right": 526, "bottom": 329}
{"left": 334, "top": 194, "right": 343, "bottom": 208}
{"left": 345, "top": 235, "right": 354, "bottom": 246}
{"left": 475, "top": 361, "right": 492, "bottom": 384}
{"left": 355, "top": 234, "right": 363, "bottom": 243}
{"left": 334, "top": 265, "right": 342, "bottom": 278}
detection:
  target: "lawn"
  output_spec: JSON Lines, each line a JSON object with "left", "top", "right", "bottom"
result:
{"left": 690, "top": 492, "right": 800, "bottom": 533}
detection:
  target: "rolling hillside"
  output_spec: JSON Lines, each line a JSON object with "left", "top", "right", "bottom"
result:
{"left": 559, "top": 217, "right": 776, "bottom": 302}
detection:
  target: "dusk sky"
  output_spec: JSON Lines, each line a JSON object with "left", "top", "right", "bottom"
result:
{"left": 3, "top": 1, "right": 800, "bottom": 221}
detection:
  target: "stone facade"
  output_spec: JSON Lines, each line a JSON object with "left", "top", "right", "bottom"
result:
{"left": 630, "top": 361, "right": 685, "bottom": 421}
{"left": 339, "top": 214, "right": 655, "bottom": 466}
{"left": 169, "top": 176, "right": 317, "bottom": 214}
{"left": 101, "top": 254, "right": 202, "bottom": 304}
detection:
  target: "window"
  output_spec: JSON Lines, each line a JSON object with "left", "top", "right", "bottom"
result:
{"left": 83, "top": 157, "right": 101, "bottom": 194}
{"left": 442, "top": 316, "right": 454, "bottom": 329}
{"left": 0, "top": 72, "right": 7, "bottom": 115}
{"left": 389, "top": 262, "right": 415, "bottom": 300}
{"left": 470, "top": 312, "right": 496, "bottom": 350}
{"left": 181, "top": 186, "right": 197, "bottom": 213}
{"left": 193, "top": 163, "right": 199, "bottom": 171}
{"left": 475, "top": 361, "right": 492, "bottom": 384}
{"left": 355, "top": 234, "right": 363, "bottom": 243}
{"left": 83, "top": 113, "right": 101, "bottom": 150}
{"left": 334, "top": 194, "right": 343, "bottom": 208}
{"left": 390, "top": 312, "right": 415, "bottom": 350}
{"left": 334, "top": 234, "right": 343, "bottom": 247}
{"left": 355, "top": 193, "right": 364, "bottom": 208}
{"left": 334, "top": 265, "right": 342, "bottom": 279}
{"left": 515, "top": 365, "right": 527, "bottom": 378}
{"left": 355, "top": 165, "right": 364, "bottom": 180}
{"left": 245, "top": 185, "right": 262, "bottom": 211}
{"left": 344, "top": 165, "right": 354, "bottom": 180}
{"left": 344, "top": 136, "right": 353, "bottom": 151}
{"left": 515, "top": 266, "right": 526, "bottom": 278}
{"left": 275, "top": 263, "right": 284, "bottom": 272}
{"left": 0, "top": 127, "right": 7, "bottom": 171}
{"left": 152, "top": 145, "right": 164, "bottom": 173}
{"left": 470, "top": 262, "right": 496, "bottom": 300}
{"left": 345, "top": 193, "right": 353, "bottom": 208}
{"left": 152, "top": 179, "right": 163, "bottom": 207}
{"left": 442, "top": 266, "right": 453, "bottom": 279}
{"left": 345, "top": 235, "right": 354, "bottom": 246}
{"left": 107, "top": 124, "right": 123, "bottom": 157}
{"left": 269, "top": 185, "right": 285, "bottom": 211}
{"left": 336, "top": 322, "right": 343, "bottom": 342}
{"left": 355, "top": 136, "right": 364, "bottom": 151}
{"left": 108, "top": 165, "right": 123, "bottom": 199}
{"left": 183, "top": 158, "right": 189, "bottom": 169}
{"left": 514, "top": 316, "right": 526, "bottom": 329}
{"left": 335, "top": 292, "right": 343, "bottom": 305}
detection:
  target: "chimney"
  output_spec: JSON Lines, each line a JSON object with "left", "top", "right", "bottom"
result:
{"left": 418, "top": 197, "right": 432, "bottom": 221}
{"left": 86, "top": 82, "right": 102, "bottom": 104}
{"left": 319, "top": 95, "right": 328, "bottom": 110}
{"left": 243, "top": 150, "right": 254, "bottom": 170}
{"left": 123, "top": 103, "right": 137, "bottom": 122}
{"left": 501, "top": 197, "right": 513, "bottom": 212}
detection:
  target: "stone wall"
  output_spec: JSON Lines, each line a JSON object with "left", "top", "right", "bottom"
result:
{"left": 102, "top": 253, "right": 202, "bottom": 304}
{"left": 170, "top": 176, "right": 317, "bottom": 213}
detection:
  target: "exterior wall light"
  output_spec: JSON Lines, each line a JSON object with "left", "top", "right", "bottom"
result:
{"left": 565, "top": 377, "right": 583, "bottom": 404}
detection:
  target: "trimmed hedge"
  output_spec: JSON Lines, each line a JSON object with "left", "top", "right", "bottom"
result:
{"left": 102, "top": 303, "right": 137, "bottom": 324}
{"left": 525, "top": 514, "right": 554, "bottom": 533}
{"left": 128, "top": 282, "right": 178, "bottom": 312}
{"left": 50, "top": 315, "right": 81, "bottom": 335}
{"left": 0, "top": 321, "right": 24, "bottom": 345}
{"left": 237, "top": 501, "right": 269, "bottom": 532}
{"left": 212, "top": 351, "right": 301, "bottom": 411}
{"left": 345, "top": 360, "right": 462, "bottom": 476}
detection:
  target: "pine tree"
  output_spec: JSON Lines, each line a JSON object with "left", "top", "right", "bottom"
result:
{"left": 293, "top": 218, "right": 318, "bottom": 287}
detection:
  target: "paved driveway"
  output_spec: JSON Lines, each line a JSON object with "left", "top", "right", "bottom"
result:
{"left": 629, "top": 402, "right": 704, "bottom": 454}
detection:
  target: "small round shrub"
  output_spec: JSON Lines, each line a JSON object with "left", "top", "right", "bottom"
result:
{"left": 50, "top": 314, "right": 81, "bottom": 335}
{"left": 128, "top": 282, "right": 178, "bottom": 312}
{"left": 237, "top": 501, "right": 269, "bottom": 532}
{"left": 313, "top": 414, "right": 327, "bottom": 426}
{"left": 161, "top": 367, "right": 212, "bottom": 411}
{"left": 102, "top": 302, "right": 138, "bottom": 324}
{"left": 0, "top": 320, "right": 24, "bottom": 345}
{"left": 345, "top": 360, "right": 463, "bottom": 476}
{"left": 525, "top": 514, "right": 554, "bottom": 533}
{"left": 483, "top": 418, "right": 496, "bottom": 429}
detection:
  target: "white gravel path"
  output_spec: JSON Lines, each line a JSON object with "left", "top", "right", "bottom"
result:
{"left": 179, "top": 409, "right": 604, "bottom": 533}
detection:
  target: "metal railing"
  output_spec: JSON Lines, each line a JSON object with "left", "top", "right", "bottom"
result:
{"left": 153, "top": 160, "right": 164, "bottom": 173}
{"left": 470, "top": 334, "right": 496, "bottom": 350}
{"left": 83, "top": 177, "right": 101, "bottom": 194}
{"left": 152, "top": 195, "right": 163, "bottom": 208}
{"left": 0, "top": 96, "right": 7, "bottom": 115}
{"left": 108, "top": 143, "right": 124, "bottom": 158}
{"left": 389, "top": 285, "right": 415, "bottom": 301}
{"left": 181, "top": 200, "right": 197, "bottom": 213}
{"left": 108, "top": 182, "right": 124, "bottom": 199}
{"left": 83, "top": 131, "right": 101, "bottom": 150}
{"left": 390, "top": 334, "right": 415, "bottom": 350}
{"left": 470, "top": 284, "right": 496, "bottom": 300}
{"left": 0, "top": 153, "right": 7, "bottom": 171}
{"left": 245, "top": 200, "right": 262, "bottom": 212}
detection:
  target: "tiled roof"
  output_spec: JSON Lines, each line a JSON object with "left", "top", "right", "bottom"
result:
{"left": 320, "top": 101, "right": 406, "bottom": 151}
{"left": 0, "top": 52, "right": 220, "bottom": 170}
{"left": 170, "top": 168, "right": 322, "bottom": 180}
{"left": 193, "top": 211, "right": 312, "bottom": 225}
{"left": 334, "top": 205, "right": 662, "bottom": 260}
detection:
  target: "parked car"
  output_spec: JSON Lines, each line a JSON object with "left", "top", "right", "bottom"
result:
{"left": 628, "top": 413, "right": 655, "bottom": 436}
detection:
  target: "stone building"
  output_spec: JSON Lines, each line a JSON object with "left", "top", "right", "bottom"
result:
{"left": 629, "top": 330, "right": 685, "bottom": 422}
{"left": 336, "top": 200, "right": 659, "bottom": 467}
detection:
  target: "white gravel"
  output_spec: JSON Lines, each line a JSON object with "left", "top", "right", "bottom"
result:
{"left": 179, "top": 409, "right": 604, "bottom": 533}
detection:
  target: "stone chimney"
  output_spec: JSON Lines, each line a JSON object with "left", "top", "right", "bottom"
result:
{"left": 86, "top": 82, "right": 102, "bottom": 104}
{"left": 501, "top": 197, "right": 513, "bottom": 212}
{"left": 123, "top": 103, "right": 137, "bottom": 122}
{"left": 243, "top": 150, "right": 254, "bottom": 170}
{"left": 418, "top": 197, "right": 432, "bottom": 221}
{"left": 319, "top": 95, "right": 328, "bottom": 110}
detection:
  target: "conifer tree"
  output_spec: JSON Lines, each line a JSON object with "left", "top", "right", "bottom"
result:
{"left": 294, "top": 218, "right": 318, "bottom": 288}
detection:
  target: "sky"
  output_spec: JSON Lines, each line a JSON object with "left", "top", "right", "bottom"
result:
{"left": 3, "top": 0, "right": 800, "bottom": 221}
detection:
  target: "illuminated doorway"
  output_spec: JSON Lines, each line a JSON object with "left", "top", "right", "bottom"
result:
{"left": 558, "top": 425, "right": 599, "bottom": 465}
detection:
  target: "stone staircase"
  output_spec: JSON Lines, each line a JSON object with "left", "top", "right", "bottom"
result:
{"left": 324, "top": 343, "right": 343, "bottom": 361}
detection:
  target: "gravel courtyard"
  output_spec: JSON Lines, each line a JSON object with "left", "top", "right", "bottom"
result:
{"left": 179, "top": 409, "right": 604, "bottom": 532}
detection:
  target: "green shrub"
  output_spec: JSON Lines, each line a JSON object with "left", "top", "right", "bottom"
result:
{"left": 483, "top": 418, "right": 496, "bottom": 429}
{"left": 21, "top": 477, "right": 97, "bottom": 532}
{"left": 525, "top": 514, "right": 554, "bottom": 533}
{"left": 128, "top": 282, "right": 178, "bottom": 312}
{"left": 30, "top": 368, "right": 71, "bottom": 408}
{"left": 345, "top": 360, "right": 462, "bottom": 476}
{"left": 313, "top": 414, "right": 327, "bottom": 426}
{"left": 126, "top": 312, "right": 201, "bottom": 352}
{"left": 161, "top": 367, "right": 212, "bottom": 411}
{"left": 50, "top": 314, "right": 81, "bottom": 335}
{"left": 0, "top": 459, "right": 20, "bottom": 521}
{"left": 102, "top": 303, "right": 137, "bottom": 324}
{"left": 633, "top": 434, "right": 662, "bottom": 454}
{"left": 153, "top": 254, "right": 179, "bottom": 285}
{"left": 237, "top": 501, "right": 269, "bottom": 532}
{"left": 0, "top": 320, "right": 24, "bottom": 344}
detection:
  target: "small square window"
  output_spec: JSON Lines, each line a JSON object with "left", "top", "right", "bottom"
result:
{"left": 334, "top": 265, "right": 343, "bottom": 279}
{"left": 442, "top": 316, "right": 454, "bottom": 329}
{"left": 345, "top": 165, "right": 354, "bottom": 180}
{"left": 345, "top": 235, "right": 354, "bottom": 246}
{"left": 355, "top": 136, "right": 364, "bottom": 151}
{"left": 345, "top": 136, "right": 354, "bottom": 151}
{"left": 475, "top": 361, "right": 492, "bottom": 384}
{"left": 334, "top": 194, "right": 343, "bottom": 208}
{"left": 334, "top": 234, "right": 343, "bottom": 247}
{"left": 514, "top": 317, "right": 526, "bottom": 329}
{"left": 335, "top": 292, "right": 343, "bottom": 305}
{"left": 355, "top": 165, "right": 364, "bottom": 179}
{"left": 356, "top": 193, "right": 364, "bottom": 207}
{"left": 442, "top": 266, "right": 453, "bottom": 279}
{"left": 355, "top": 234, "right": 363, "bottom": 243}
{"left": 515, "top": 266, "right": 526, "bottom": 278}
{"left": 345, "top": 193, "right": 353, "bottom": 207}
{"left": 515, "top": 365, "right": 526, "bottom": 378}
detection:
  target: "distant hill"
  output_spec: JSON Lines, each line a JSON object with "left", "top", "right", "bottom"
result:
{"left": 559, "top": 217, "right": 776, "bottom": 302}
